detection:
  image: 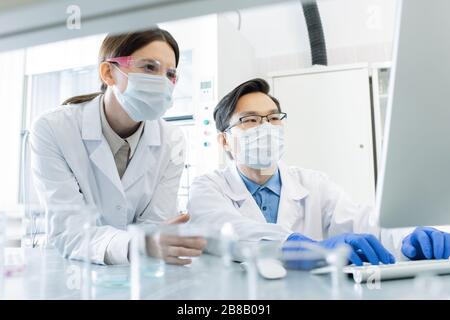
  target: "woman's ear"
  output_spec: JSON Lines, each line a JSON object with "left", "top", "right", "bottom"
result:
{"left": 99, "top": 62, "right": 115, "bottom": 87}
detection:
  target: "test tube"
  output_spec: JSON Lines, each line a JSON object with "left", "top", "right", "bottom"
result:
{"left": 325, "top": 244, "right": 351, "bottom": 297}
{"left": 0, "top": 210, "right": 4, "bottom": 299}
{"left": 128, "top": 223, "right": 166, "bottom": 300}
{"left": 128, "top": 224, "right": 141, "bottom": 300}
{"left": 61, "top": 204, "right": 98, "bottom": 300}
{"left": 21, "top": 204, "right": 41, "bottom": 248}
{"left": 219, "top": 222, "right": 236, "bottom": 267}
{"left": 239, "top": 243, "right": 258, "bottom": 300}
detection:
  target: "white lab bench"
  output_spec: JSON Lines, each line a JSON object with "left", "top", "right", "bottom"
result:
{"left": 3, "top": 248, "right": 450, "bottom": 300}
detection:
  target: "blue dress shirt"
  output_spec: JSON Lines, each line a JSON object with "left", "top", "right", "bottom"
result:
{"left": 238, "top": 168, "right": 282, "bottom": 224}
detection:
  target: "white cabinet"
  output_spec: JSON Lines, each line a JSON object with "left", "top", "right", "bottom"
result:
{"left": 270, "top": 64, "right": 376, "bottom": 206}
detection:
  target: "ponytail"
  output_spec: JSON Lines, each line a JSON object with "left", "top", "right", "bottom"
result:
{"left": 61, "top": 92, "right": 103, "bottom": 105}
{"left": 62, "top": 81, "right": 107, "bottom": 105}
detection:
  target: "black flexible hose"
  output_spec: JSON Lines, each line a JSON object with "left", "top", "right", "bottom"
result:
{"left": 302, "top": 1, "right": 328, "bottom": 66}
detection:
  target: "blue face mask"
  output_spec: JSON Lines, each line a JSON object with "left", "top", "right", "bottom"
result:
{"left": 112, "top": 68, "right": 175, "bottom": 122}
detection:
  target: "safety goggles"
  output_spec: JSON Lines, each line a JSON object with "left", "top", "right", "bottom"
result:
{"left": 106, "top": 56, "right": 178, "bottom": 84}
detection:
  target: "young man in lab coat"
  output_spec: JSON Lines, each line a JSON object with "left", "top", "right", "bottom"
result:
{"left": 188, "top": 78, "right": 450, "bottom": 266}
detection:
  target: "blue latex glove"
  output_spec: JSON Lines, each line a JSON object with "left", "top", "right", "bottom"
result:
{"left": 402, "top": 227, "right": 450, "bottom": 260}
{"left": 319, "top": 233, "right": 396, "bottom": 266}
{"left": 283, "top": 233, "right": 396, "bottom": 267}
{"left": 282, "top": 233, "right": 325, "bottom": 270}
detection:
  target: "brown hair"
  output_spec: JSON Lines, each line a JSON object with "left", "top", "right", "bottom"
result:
{"left": 62, "top": 27, "right": 179, "bottom": 105}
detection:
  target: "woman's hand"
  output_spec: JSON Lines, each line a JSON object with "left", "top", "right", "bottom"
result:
{"left": 146, "top": 213, "right": 207, "bottom": 265}
{"left": 164, "top": 213, "right": 190, "bottom": 224}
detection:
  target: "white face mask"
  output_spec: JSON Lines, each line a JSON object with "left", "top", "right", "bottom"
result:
{"left": 112, "top": 67, "right": 175, "bottom": 121}
{"left": 229, "top": 123, "right": 285, "bottom": 169}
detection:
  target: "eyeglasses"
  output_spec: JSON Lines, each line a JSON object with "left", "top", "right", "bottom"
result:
{"left": 225, "top": 112, "right": 287, "bottom": 131}
{"left": 106, "top": 56, "right": 178, "bottom": 84}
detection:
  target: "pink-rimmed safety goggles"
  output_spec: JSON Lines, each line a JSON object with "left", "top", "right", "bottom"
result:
{"left": 106, "top": 56, "right": 178, "bottom": 84}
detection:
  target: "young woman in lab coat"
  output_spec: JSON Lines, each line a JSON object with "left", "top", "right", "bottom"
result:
{"left": 188, "top": 78, "right": 450, "bottom": 265}
{"left": 30, "top": 28, "right": 206, "bottom": 265}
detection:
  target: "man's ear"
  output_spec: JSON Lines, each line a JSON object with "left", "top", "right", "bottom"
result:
{"left": 217, "top": 132, "right": 230, "bottom": 151}
{"left": 99, "top": 62, "right": 115, "bottom": 87}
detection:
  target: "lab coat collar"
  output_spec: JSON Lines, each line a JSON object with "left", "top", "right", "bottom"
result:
{"left": 119, "top": 119, "right": 161, "bottom": 189}
{"left": 81, "top": 95, "right": 162, "bottom": 195}
{"left": 224, "top": 164, "right": 253, "bottom": 202}
{"left": 278, "top": 161, "right": 309, "bottom": 200}
{"left": 275, "top": 161, "right": 309, "bottom": 231}
{"left": 81, "top": 96, "right": 123, "bottom": 197}
{"left": 120, "top": 121, "right": 161, "bottom": 190}
{"left": 224, "top": 161, "right": 309, "bottom": 202}
{"left": 237, "top": 169, "right": 261, "bottom": 195}
{"left": 81, "top": 95, "right": 103, "bottom": 141}
{"left": 141, "top": 119, "right": 161, "bottom": 147}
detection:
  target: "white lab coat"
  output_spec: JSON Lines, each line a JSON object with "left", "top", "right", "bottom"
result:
{"left": 188, "top": 161, "right": 404, "bottom": 257}
{"left": 30, "top": 95, "right": 185, "bottom": 265}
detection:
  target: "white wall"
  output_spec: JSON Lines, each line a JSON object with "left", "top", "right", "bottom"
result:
{"left": 223, "top": 0, "right": 399, "bottom": 75}
{"left": 25, "top": 33, "right": 105, "bottom": 75}
{"left": 217, "top": 15, "right": 257, "bottom": 99}
{"left": 0, "top": 50, "right": 25, "bottom": 206}
{"left": 159, "top": 15, "right": 219, "bottom": 97}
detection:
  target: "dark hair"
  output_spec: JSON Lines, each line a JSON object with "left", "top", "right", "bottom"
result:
{"left": 62, "top": 27, "right": 179, "bottom": 105}
{"left": 213, "top": 78, "right": 281, "bottom": 132}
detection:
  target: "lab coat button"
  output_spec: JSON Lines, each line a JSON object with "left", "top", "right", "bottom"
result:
{"left": 116, "top": 205, "right": 122, "bottom": 210}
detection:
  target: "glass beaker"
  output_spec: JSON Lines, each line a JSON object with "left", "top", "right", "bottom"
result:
{"left": 22, "top": 204, "right": 47, "bottom": 248}
{"left": 128, "top": 222, "right": 209, "bottom": 299}
{"left": 0, "top": 209, "right": 4, "bottom": 299}
{"left": 58, "top": 204, "right": 99, "bottom": 300}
